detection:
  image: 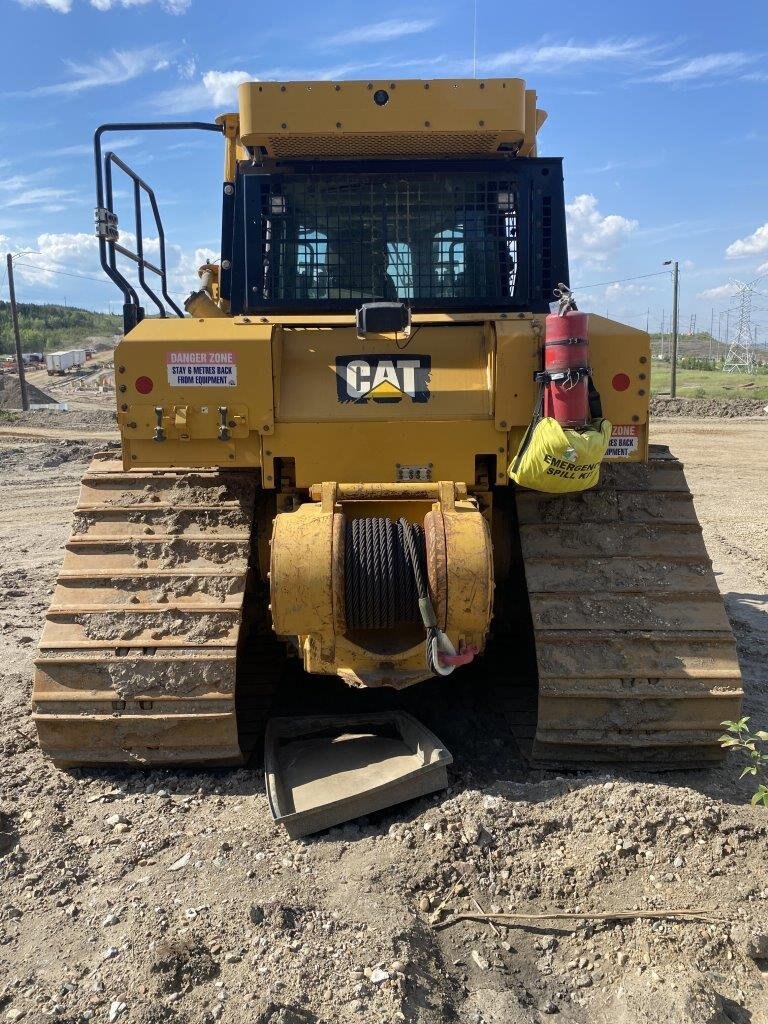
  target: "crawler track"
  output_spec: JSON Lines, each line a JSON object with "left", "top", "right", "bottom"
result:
{"left": 32, "top": 455, "right": 274, "bottom": 766}
{"left": 515, "top": 445, "right": 744, "bottom": 766}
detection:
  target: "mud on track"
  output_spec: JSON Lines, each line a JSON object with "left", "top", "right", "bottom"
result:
{"left": 0, "top": 415, "right": 766, "bottom": 1024}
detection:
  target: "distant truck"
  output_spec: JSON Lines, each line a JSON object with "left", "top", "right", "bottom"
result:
{"left": 46, "top": 349, "right": 86, "bottom": 375}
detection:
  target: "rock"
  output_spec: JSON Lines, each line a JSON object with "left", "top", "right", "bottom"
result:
{"left": 168, "top": 852, "right": 192, "bottom": 871}
{"left": 102, "top": 914, "right": 120, "bottom": 927}
{"left": 418, "top": 896, "right": 431, "bottom": 913}
{"left": 105, "top": 814, "right": 130, "bottom": 828}
{"left": 369, "top": 968, "right": 389, "bottom": 984}
{"left": 541, "top": 1001, "right": 558, "bottom": 1015}
{"left": 102, "top": 947, "right": 119, "bottom": 961}
{"left": 471, "top": 950, "right": 490, "bottom": 971}
{"left": 732, "top": 924, "right": 768, "bottom": 960}
{"left": 249, "top": 905, "right": 264, "bottom": 925}
{"left": 6, "top": 1010, "right": 26, "bottom": 1022}
{"left": 108, "top": 1002, "right": 126, "bottom": 1023}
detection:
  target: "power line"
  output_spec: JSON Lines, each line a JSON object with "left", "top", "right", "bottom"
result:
{"left": 12, "top": 262, "right": 112, "bottom": 286}
{"left": 572, "top": 270, "right": 670, "bottom": 292}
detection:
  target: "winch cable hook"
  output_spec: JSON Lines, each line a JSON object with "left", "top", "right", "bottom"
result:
{"left": 398, "top": 517, "right": 478, "bottom": 675}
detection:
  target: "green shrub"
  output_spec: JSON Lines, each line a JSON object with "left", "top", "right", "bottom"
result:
{"left": 720, "top": 718, "right": 768, "bottom": 806}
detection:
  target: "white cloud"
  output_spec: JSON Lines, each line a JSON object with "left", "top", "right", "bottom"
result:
{"left": 478, "top": 37, "right": 659, "bottom": 74}
{"left": 0, "top": 186, "right": 80, "bottom": 211}
{"left": 151, "top": 68, "right": 255, "bottom": 113}
{"left": 152, "top": 36, "right": 672, "bottom": 114}
{"left": 696, "top": 283, "right": 741, "bottom": 301}
{"left": 566, "top": 194, "right": 638, "bottom": 266}
{"left": 9, "top": 46, "right": 169, "bottom": 97}
{"left": 10, "top": 231, "right": 218, "bottom": 309}
{"left": 757, "top": 260, "right": 768, "bottom": 276}
{"left": 606, "top": 282, "right": 651, "bottom": 299}
{"left": 725, "top": 223, "right": 768, "bottom": 259}
{"left": 646, "top": 51, "right": 758, "bottom": 84}
{"left": 0, "top": 170, "right": 80, "bottom": 213}
{"left": 15, "top": 0, "right": 71, "bottom": 12}
{"left": 50, "top": 135, "right": 140, "bottom": 157}
{"left": 168, "top": 246, "right": 218, "bottom": 294}
{"left": 322, "top": 19, "right": 437, "bottom": 47}
{"left": 15, "top": 0, "right": 188, "bottom": 11}
{"left": 7, "top": 232, "right": 105, "bottom": 295}
{"left": 89, "top": 0, "right": 190, "bottom": 12}
{"left": 176, "top": 57, "right": 197, "bottom": 80}
{"left": 0, "top": 169, "right": 52, "bottom": 193}
{"left": 202, "top": 70, "right": 252, "bottom": 105}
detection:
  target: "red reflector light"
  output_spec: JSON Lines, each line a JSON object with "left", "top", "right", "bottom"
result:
{"left": 135, "top": 376, "right": 154, "bottom": 395}
{"left": 612, "top": 373, "right": 630, "bottom": 392}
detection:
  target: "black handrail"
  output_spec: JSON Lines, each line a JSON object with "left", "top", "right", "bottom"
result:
{"left": 93, "top": 122, "right": 223, "bottom": 332}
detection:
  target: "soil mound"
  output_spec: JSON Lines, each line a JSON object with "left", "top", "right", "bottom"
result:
{"left": 650, "top": 396, "right": 767, "bottom": 418}
{"left": 0, "top": 373, "right": 59, "bottom": 410}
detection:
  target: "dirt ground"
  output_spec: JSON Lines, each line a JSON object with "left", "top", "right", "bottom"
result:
{"left": 0, "top": 415, "right": 766, "bottom": 1024}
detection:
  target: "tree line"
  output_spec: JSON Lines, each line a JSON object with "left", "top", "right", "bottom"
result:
{"left": 0, "top": 301, "right": 121, "bottom": 354}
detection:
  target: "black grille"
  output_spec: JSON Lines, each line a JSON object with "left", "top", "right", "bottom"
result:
{"left": 250, "top": 172, "right": 518, "bottom": 306}
{"left": 541, "top": 194, "right": 553, "bottom": 298}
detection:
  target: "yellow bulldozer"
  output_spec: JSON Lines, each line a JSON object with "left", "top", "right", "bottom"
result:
{"left": 32, "top": 78, "right": 742, "bottom": 769}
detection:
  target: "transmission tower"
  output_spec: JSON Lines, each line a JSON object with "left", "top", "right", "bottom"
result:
{"left": 724, "top": 279, "right": 758, "bottom": 373}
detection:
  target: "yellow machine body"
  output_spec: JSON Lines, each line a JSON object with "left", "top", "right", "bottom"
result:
{"left": 116, "top": 314, "right": 650, "bottom": 478}
{"left": 32, "top": 77, "right": 742, "bottom": 768}
{"left": 238, "top": 78, "right": 546, "bottom": 158}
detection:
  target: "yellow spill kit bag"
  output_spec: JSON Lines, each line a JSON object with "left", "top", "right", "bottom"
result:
{"left": 509, "top": 417, "right": 612, "bottom": 493}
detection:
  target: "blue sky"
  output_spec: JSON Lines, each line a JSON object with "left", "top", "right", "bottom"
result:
{"left": 1, "top": 0, "right": 767, "bottom": 340}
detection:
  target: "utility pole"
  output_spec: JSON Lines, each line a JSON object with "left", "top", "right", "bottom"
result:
{"left": 664, "top": 260, "right": 680, "bottom": 398}
{"left": 6, "top": 253, "right": 30, "bottom": 412}
{"left": 709, "top": 308, "right": 714, "bottom": 361}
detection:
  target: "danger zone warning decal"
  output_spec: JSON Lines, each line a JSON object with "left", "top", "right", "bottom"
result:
{"left": 605, "top": 423, "right": 640, "bottom": 458}
{"left": 166, "top": 351, "right": 237, "bottom": 387}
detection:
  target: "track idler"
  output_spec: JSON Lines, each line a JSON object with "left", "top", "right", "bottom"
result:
{"left": 269, "top": 481, "right": 493, "bottom": 688}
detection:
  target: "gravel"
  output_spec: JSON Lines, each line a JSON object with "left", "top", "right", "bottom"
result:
{"left": 0, "top": 421, "right": 766, "bottom": 1024}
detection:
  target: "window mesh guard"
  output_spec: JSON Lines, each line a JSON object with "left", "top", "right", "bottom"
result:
{"left": 253, "top": 174, "right": 519, "bottom": 307}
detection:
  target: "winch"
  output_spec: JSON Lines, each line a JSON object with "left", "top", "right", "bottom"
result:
{"left": 269, "top": 481, "right": 493, "bottom": 687}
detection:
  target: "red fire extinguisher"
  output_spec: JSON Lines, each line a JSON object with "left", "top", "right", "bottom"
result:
{"left": 541, "top": 303, "right": 591, "bottom": 429}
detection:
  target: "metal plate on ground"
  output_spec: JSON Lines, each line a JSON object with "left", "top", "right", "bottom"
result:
{"left": 265, "top": 712, "right": 453, "bottom": 838}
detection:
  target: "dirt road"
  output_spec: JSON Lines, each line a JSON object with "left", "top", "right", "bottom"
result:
{"left": 0, "top": 418, "right": 766, "bottom": 1024}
